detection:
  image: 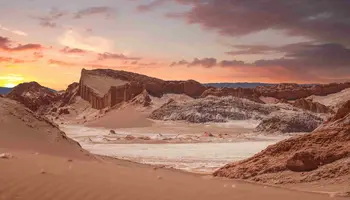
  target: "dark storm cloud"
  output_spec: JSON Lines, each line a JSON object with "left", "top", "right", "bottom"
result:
{"left": 254, "top": 43, "right": 350, "bottom": 69}
{"left": 171, "top": 43, "right": 350, "bottom": 69}
{"left": 139, "top": 0, "right": 350, "bottom": 45}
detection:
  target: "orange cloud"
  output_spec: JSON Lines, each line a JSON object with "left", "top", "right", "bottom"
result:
{"left": 0, "top": 36, "right": 42, "bottom": 52}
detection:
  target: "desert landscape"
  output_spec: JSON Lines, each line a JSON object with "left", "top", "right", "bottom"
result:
{"left": 1, "top": 68, "right": 350, "bottom": 199}
{"left": 1, "top": 1, "right": 350, "bottom": 199}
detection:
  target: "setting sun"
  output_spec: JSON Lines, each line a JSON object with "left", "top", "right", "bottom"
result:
{"left": 0, "top": 74, "right": 24, "bottom": 88}
{"left": 3, "top": 83, "right": 16, "bottom": 88}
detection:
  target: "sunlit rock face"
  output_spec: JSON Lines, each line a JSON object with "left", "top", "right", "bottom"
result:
{"left": 78, "top": 69, "right": 206, "bottom": 109}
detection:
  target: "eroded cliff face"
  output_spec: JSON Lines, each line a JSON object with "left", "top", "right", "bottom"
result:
{"left": 202, "top": 82, "right": 350, "bottom": 101}
{"left": 78, "top": 69, "right": 206, "bottom": 109}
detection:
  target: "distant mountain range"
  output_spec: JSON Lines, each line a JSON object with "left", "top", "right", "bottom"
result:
{"left": 203, "top": 82, "right": 318, "bottom": 88}
{"left": 0, "top": 87, "right": 12, "bottom": 94}
{"left": 203, "top": 83, "right": 276, "bottom": 88}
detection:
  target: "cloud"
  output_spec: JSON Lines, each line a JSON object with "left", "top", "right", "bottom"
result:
{"left": 166, "top": 0, "right": 350, "bottom": 45}
{"left": 226, "top": 42, "right": 314, "bottom": 56}
{"left": 73, "top": 6, "right": 115, "bottom": 19}
{"left": 35, "top": 6, "right": 115, "bottom": 28}
{"left": 33, "top": 52, "right": 44, "bottom": 59}
{"left": 188, "top": 58, "right": 217, "bottom": 68}
{"left": 61, "top": 46, "right": 87, "bottom": 54}
{"left": 35, "top": 8, "right": 68, "bottom": 28}
{"left": 58, "top": 30, "right": 112, "bottom": 53}
{"left": 218, "top": 60, "right": 247, "bottom": 67}
{"left": 170, "top": 60, "right": 189, "bottom": 66}
{"left": 137, "top": 0, "right": 168, "bottom": 12}
{"left": 138, "top": 62, "right": 158, "bottom": 66}
{"left": 253, "top": 43, "right": 350, "bottom": 69}
{"left": 48, "top": 59, "right": 78, "bottom": 67}
{"left": 98, "top": 52, "right": 141, "bottom": 61}
{"left": 0, "top": 36, "right": 42, "bottom": 52}
{"left": 0, "top": 24, "right": 28, "bottom": 36}
{"left": 10, "top": 44, "right": 42, "bottom": 52}
{"left": 171, "top": 58, "right": 217, "bottom": 68}
{"left": 174, "top": 43, "right": 350, "bottom": 69}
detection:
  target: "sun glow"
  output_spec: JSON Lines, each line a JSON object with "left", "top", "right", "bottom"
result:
{"left": 0, "top": 74, "right": 24, "bottom": 87}
{"left": 3, "top": 83, "right": 16, "bottom": 88}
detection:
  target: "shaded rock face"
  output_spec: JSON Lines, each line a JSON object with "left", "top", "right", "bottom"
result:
{"left": 286, "top": 151, "right": 319, "bottom": 172}
{"left": 78, "top": 69, "right": 206, "bottom": 109}
{"left": 255, "top": 112, "right": 323, "bottom": 133}
{"left": 203, "top": 82, "right": 350, "bottom": 101}
{"left": 6, "top": 82, "right": 59, "bottom": 111}
{"left": 58, "top": 108, "right": 70, "bottom": 115}
{"left": 213, "top": 100, "right": 350, "bottom": 182}
{"left": 292, "top": 98, "right": 332, "bottom": 113}
{"left": 59, "top": 82, "right": 79, "bottom": 107}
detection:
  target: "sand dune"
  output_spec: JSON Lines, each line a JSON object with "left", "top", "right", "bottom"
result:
{"left": 86, "top": 107, "right": 153, "bottom": 129}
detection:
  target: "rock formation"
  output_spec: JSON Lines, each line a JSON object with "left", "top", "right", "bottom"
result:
{"left": 131, "top": 89, "right": 152, "bottom": 107}
{"left": 78, "top": 69, "right": 206, "bottom": 109}
{"left": 59, "top": 82, "right": 79, "bottom": 107}
{"left": 202, "top": 82, "right": 350, "bottom": 101}
{"left": 255, "top": 112, "right": 323, "bottom": 133}
{"left": 292, "top": 98, "right": 333, "bottom": 113}
{"left": 150, "top": 96, "right": 323, "bottom": 126}
{"left": 213, "top": 100, "right": 350, "bottom": 183}
{"left": 200, "top": 87, "right": 262, "bottom": 103}
{"left": 6, "top": 82, "right": 59, "bottom": 111}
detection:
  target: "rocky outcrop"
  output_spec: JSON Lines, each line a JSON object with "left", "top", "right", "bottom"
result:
{"left": 255, "top": 112, "right": 323, "bottom": 133}
{"left": 200, "top": 87, "right": 262, "bottom": 103}
{"left": 59, "top": 82, "right": 79, "bottom": 107}
{"left": 149, "top": 96, "right": 277, "bottom": 123}
{"left": 213, "top": 100, "right": 350, "bottom": 183}
{"left": 149, "top": 96, "right": 323, "bottom": 125}
{"left": 292, "top": 98, "right": 333, "bottom": 113}
{"left": 131, "top": 89, "right": 152, "bottom": 107}
{"left": 6, "top": 82, "right": 59, "bottom": 111}
{"left": 78, "top": 69, "right": 206, "bottom": 109}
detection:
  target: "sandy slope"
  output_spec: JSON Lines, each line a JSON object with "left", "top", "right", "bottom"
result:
{"left": 0, "top": 98, "right": 88, "bottom": 159}
{"left": 86, "top": 107, "right": 153, "bottom": 129}
{"left": 308, "top": 88, "right": 350, "bottom": 111}
{"left": 1, "top": 149, "right": 344, "bottom": 200}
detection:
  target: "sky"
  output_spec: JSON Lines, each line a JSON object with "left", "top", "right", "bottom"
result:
{"left": 0, "top": 0, "right": 350, "bottom": 90}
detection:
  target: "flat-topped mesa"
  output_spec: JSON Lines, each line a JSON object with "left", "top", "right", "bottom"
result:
{"left": 78, "top": 69, "right": 206, "bottom": 109}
